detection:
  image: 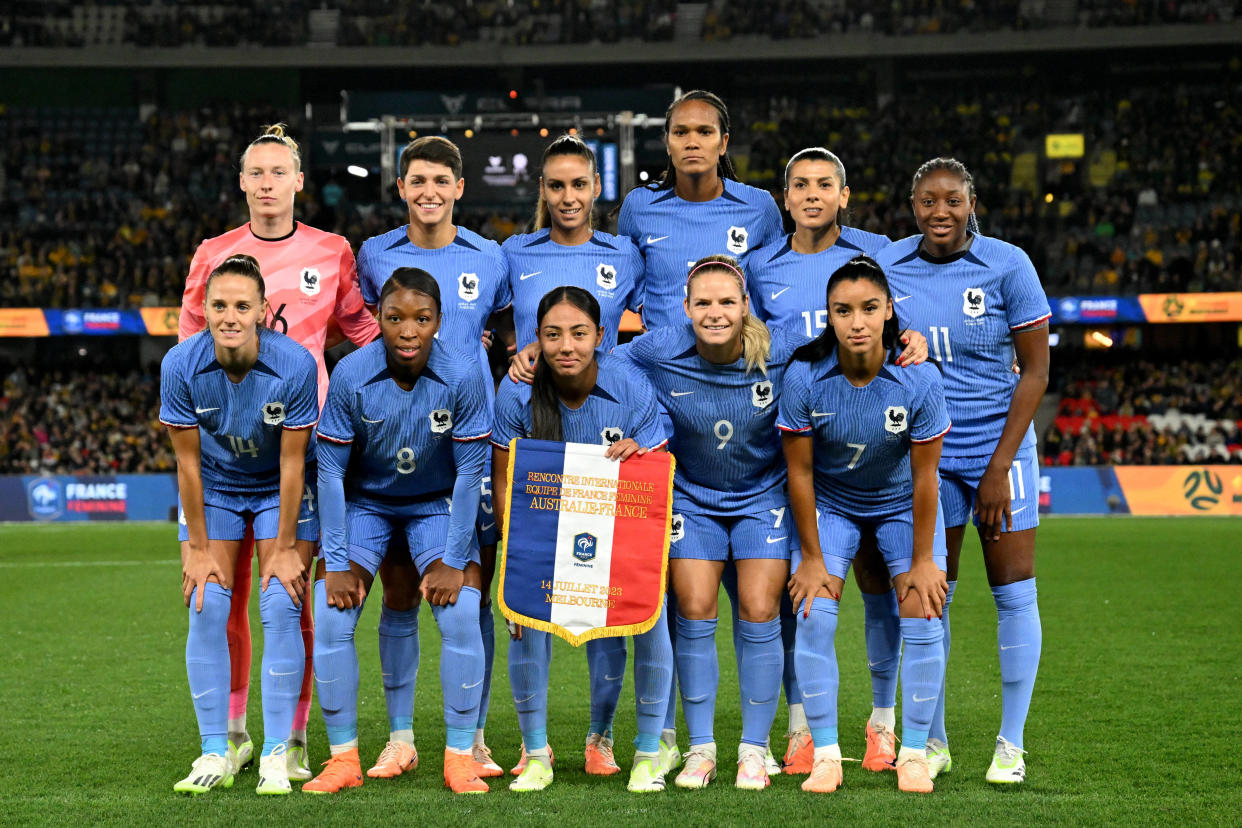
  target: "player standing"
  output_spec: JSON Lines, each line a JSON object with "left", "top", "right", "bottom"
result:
{"left": 304, "top": 268, "right": 492, "bottom": 795}
{"left": 178, "top": 125, "right": 380, "bottom": 781}
{"left": 491, "top": 286, "right": 673, "bottom": 793}
{"left": 503, "top": 133, "right": 644, "bottom": 776}
{"left": 354, "top": 136, "right": 511, "bottom": 779}
{"left": 875, "top": 158, "right": 1050, "bottom": 784}
{"left": 617, "top": 89, "right": 784, "bottom": 774}
{"left": 778, "top": 256, "right": 949, "bottom": 794}
{"left": 162, "top": 255, "right": 320, "bottom": 795}
{"left": 746, "top": 146, "right": 925, "bottom": 774}
{"left": 614, "top": 255, "right": 798, "bottom": 790}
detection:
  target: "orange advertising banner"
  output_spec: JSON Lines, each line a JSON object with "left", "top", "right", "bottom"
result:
{"left": 1114, "top": 466, "right": 1242, "bottom": 516}
{"left": 1138, "top": 292, "right": 1242, "bottom": 323}
{"left": 0, "top": 309, "right": 50, "bottom": 337}
{"left": 140, "top": 306, "right": 181, "bottom": 336}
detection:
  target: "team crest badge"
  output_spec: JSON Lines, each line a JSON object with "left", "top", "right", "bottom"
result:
{"left": 596, "top": 263, "right": 617, "bottom": 290}
{"left": 573, "top": 532, "right": 597, "bottom": 563}
{"left": 884, "top": 406, "right": 908, "bottom": 435}
{"left": 429, "top": 408, "right": 452, "bottom": 433}
{"left": 299, "top": 268, "right": 321, "bottom": 297}
{"left": 962, "top": 288, "right": 985, "bottom": 318}
{"left": 458, "top": 273, "right": 479, "bottom": 302}
{"left": 727, "top": 225, "right": 749, "bottom": 255}
{"left": 670, "top": 513, "right": 685, "bottom": 543}
{"left": 600, "top": 427, "right": 623, "bottom": 445}
{"left": 752, "top": 380, "right": 774, "bottom": 409}
{"left": 262, "top": 401, "right": 286, "bottom": 426}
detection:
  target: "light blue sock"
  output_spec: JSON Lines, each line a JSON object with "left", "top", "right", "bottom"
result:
{"left": 737, "top": 617, "right": 782, "bottom": 747}
{"left": 509, "top": 629, "right": 550, "bottom": 750}
{"left": 779, "top": 590, "right": 801, "bottom": 707}
{"left": 861, "top": 589, "right": 901, "bottom": 709}
{"left": 587, "top": 636, "right": 627, "bottom": 737}
{"left": 930, "top": 580, "right": 957, "bottom": 743}
{"left": 477, "top": 599, "right": 495, "bottom": 731}
{"left": 633, "top": 603, "right": 674, "bottom": 752}
{"left": 377, "top": 605, "right": 418, "bottom": 734}
{"left": 662, "top": 590, "right": 679, "bottom": 733}
{"left": 259, "top": 581, "right": 303, "bottom": 756}
{"left": 720, "top": 563, "right": 743, "bottom": 687}
{"left": 994, "top": 578, "right": 1042, "bottom": 749}
{"left": 674, "top": 614, "right": 718, "bottom": 746}
{"left": 431, "top": 586, "right": 484, "bottom": 751}
{"left": 312, "top": 580, "right": 363, "bottom": 747}
{"left": 899, "top": 616, "right": 945, "bottom": 751}
{"left": 794, "top": 598, "right": 839, "bottom": 747}
{"left": 186, "top": 583, "right": 232, "bottom": 756}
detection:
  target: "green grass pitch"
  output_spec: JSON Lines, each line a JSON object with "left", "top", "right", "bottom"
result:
{"left": 1, "top": 518, "right": 1239, "bottom": 825}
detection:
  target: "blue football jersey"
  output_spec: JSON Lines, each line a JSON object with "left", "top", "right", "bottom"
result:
{"left": 777, "top": 354, "right": 950, "bottom": 517}
{"left": 502, "top": 229, "right": 644, "bottom": 351}
{"left": 317, "top": 339, "right": 492, "bottom": 502}
{"left": 875, "top": 233, "right": 1051, "bottom": 456}
{"left": 492, "top": 352, "right": 667, "bottom": 451}
{"left": 356, "top": 225, "right": 512, "bottom": 360}
{"left": 160, "top": 329, "right": 319, "bottom": 493}
{"left": 614, "top": 324, "right": 804, "bottom": 516}
{"left": 744, "top": 226, "right": 890, "bottom": 338}
{"left": 618, "top": 179, "right": 783, "bottom": 330}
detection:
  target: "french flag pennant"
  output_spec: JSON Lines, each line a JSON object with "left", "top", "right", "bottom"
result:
{"left": 498, "top": 439, "right": 675, "bottom": 646}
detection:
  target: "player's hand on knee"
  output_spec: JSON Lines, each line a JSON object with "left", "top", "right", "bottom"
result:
{"left": 420, "top": 559, "right": 464, "bottom": 607}
{"left": 326, "top": 569, "right": 366, "bottom": 609}
{"left": 788, "top": 557, "right": 838, "bottom": 618}
{"left": 975, "top": 465, "right": 1012, "bottom": 542}
{"left": 899, "top": 560, "right": 947, "bottom": 619}
{"left": 262, "top": 543, "right": 307, "bottom": 607}
{"left": 182, "top": 545, "right": 224, "bottom": 612}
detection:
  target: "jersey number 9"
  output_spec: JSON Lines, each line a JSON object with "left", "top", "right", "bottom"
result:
{"left": 714, "top": 419, "right": 734, "bottom": 450}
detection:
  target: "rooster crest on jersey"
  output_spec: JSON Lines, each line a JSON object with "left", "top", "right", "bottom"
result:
{"left": 884, "top": 405, "right": 908, "bottom": 435}
{"left": 300, "top": 268, "right": 321, "bottom": 297}
{"left": 458, "top": 273, "right": 479, "bottom": 302}
{"left": 429, "top": 408, "right": 452, "bottom": 433}
{"left": 596, "top": 263, "right": 617, "bottom": 291}
{"left": 752, "top": 380, "right": 774, "bottom": 409}
{"left": 262, "top": 401, "right": 287, "bottom": 426}
{"left": 963, "top": 287, "right": 986, "bottom": 318}
{"left": 727, "top": 226, "right": 749, "bottom": 255}
{"left": 600, "top": 427, "right": 623, "bottom": 445}
{"left": 669, "top": 513, "right": 685, "bottom": 543}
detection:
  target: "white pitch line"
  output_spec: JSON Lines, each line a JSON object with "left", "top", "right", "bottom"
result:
{"left": 0, "top": 560, "right": 180, "bottom": 568}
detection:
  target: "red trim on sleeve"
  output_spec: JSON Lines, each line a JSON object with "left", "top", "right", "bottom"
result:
{"left": 911, "top": 424, "right": 952, "bottom": 444}
{"left": 1010, "top": 312, "right": 1051, "bottom": 331}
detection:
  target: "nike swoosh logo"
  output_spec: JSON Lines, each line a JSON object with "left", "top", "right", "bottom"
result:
{"left": 1010, "top": 506, "right": 1027, "bottom": 515}
{"left": 867, "top": 659, "right": 884, "bottom": 668}
{"left": 519, "top": 271, "right": 541, "bottom": 280}
{"left": 670, "top": 390, "right": 694, "bottom": 397}
{"left": 894, "top": 295, "right": 913, "bottom": 303}
{"left": 766, "top": 536, "right": 787, "bottom": 544}
{"left": 317, "top": 677, "right": 340, "bottom": 684}
{"left": 362, "top": 417, "right": 383, "bottom": 424}
{"left": 811, "top": 411, "right": 836, "bottom": 418}
{"left": 912, "top": 693, "right": 937, "bottom": 703}
{"left": 480, "top": 521, "right": 496, "bottom": 531}
{"left": 514, "top": 693, "right": 536, "bottom": 703}
{"left": 646, "top": 235, "right": 669, "bottom": 244}
{"left": 770, "top": 287, "right": 791, "bottom": 300}
{"left": 746, "top": 699, "right": 770, "bottom": 706}
{"left": 191, "top": 689, "right": 214, "bottom": 699}
{"left": 802, "top": 689, "right": 827, "bottom": 698}
{"left": 195, "top": 407, "right": 219, "bottom": 414}
{"left": 604, "top": 673, "right": 624, "bottom": 682}
{"left": 462, "top": 678, "right": 484, "bottom": 690}
{"left": 298, "top": 517, "right": 313, "bottom": 524}
{"left": 269, "top": 668, "right": 298, "bottom": 677}
{"left": 999, "top": 643, "right": 1029, "bottom": 651}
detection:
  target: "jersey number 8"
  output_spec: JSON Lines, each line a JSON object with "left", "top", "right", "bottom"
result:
{"left": 396, "top": 447, "right": 416, "bottom": 474}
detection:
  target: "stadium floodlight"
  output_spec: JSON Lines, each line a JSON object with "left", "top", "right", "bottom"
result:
{"left": 347, "top": 165, "right": 368, "bottom": 178}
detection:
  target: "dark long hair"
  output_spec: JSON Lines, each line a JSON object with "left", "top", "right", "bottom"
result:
{"left": 654, "top": 90, "right": 739, "bottom": 191}
{"left": 530, "top": 286, "right": 602, "bottom": 441}
{"left": 533, "top": 133, "right": 597, "bottom": 232}
{"left": 379, "top": 266, "right": 441, "bottom": 315}
{"left": 791, "top": 256, "right": 903, "bottom": 364}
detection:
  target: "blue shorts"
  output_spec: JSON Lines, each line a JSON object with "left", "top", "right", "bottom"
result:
{"left": 669, "top": 505, "right": 792, "bottom": 562}
{"left": 939, "top": 443, "right": 1041, "bottom": 532}
{"left": 346, "top": 498, "right": 480, "bottom": 577}
{"left": 177, "top": 481, "right": 320, "bottom": 543}
{"left": 477, "top": 473, "right": 500, "bottom": 548}
{"left": 792, "top": 503, "right": 947, "bottom": 580}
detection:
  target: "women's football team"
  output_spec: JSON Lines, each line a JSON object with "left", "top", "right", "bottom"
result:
{"left": 162, "top": 89, "right": 1050, "bottom": 798}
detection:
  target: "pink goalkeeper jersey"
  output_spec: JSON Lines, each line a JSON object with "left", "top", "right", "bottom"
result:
{"left": 179, "top": 221, "right": 380, "bottom": 406}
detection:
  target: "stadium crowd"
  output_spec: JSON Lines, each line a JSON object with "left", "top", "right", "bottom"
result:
{"left": 1045, "top": 356, "right": 1242, "bottom": 465}
{"left": 0, "top": 361, "right": 172, "bottom": 475}
{"left": 3, "top": 0, "right": 1238, "bottom": 48}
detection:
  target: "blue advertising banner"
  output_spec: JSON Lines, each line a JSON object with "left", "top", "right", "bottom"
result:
{"left": 1049, "top": 296, "right": 1146, "bottom": 325}
{"left": 0, "top": 475, "right": 178, "bottom": 523}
